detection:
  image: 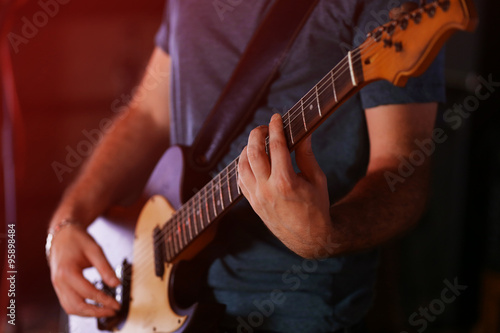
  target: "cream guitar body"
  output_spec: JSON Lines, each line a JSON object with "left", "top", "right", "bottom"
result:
{"left": 69, "top": 194, "right": 221, "bottom": 333}
{"left": 111, "top": 195, "right": 187, "bottom": 333}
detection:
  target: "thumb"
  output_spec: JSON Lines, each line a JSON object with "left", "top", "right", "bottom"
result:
{"left": 295, "top": 135, "right": 324, "bottom": 184}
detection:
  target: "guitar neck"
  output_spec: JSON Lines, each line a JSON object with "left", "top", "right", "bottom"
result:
{"left": 279, "top": 49, "right": 364, "bottom": 152}
{"left": 161, "top": 48, "right": 364, "bottom": 262}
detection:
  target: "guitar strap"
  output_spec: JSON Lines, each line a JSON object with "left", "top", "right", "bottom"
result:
{"left": 189, "top": 0, "right": 319, "bottom": 172}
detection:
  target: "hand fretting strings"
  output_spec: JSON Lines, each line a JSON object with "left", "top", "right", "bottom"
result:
{"left": 128, "top": 36, "right": 382, "bottom": 279}
{"left": 156, "top": 43, "right": 376, "bottom": 250}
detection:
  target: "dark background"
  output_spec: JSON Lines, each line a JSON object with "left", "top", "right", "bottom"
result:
{"left": 1, "top": 0, "right": 499, "bottom": 332}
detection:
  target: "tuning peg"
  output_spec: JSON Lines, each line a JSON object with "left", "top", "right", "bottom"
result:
{"left": 389, "top": 2, "right": 419, "bottom": 20}
{"left": 400, "top": 17, "right": 409, "bottom": 30}
{"left": 438, "top": 0, "right": 450, "bottom": 11}
{"left": 412, "top": 11, "right": 423, "bottom": 23}
{"left": 373, "top": 28, "right": 384, "bottom": 41}
{"left": 386, "top": 22, "right": 397, "bottom": 35}
{"left": 425, "top": 4, "right": 437, "bottom": 17}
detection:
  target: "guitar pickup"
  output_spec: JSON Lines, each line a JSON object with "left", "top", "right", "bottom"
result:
{"left": 153, "top": 226, "right": 167, "bottom": 278}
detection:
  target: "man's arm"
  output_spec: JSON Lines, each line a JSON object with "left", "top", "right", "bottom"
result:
{"left": 238, "top": 102, "right": 437, "bottom": 259}
{"left": 48, "top": 47, "right": 171, "bottom": 318}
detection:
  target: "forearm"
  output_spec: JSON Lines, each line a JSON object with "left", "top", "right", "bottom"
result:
{"left": 49, "top": 48, "right": 172, "bottom": 229}
{"left": 314, "top": 103, "right": 438, "bottom": 257}
{"left": 50, "top": 107, "right": 169, "bottom": 228}
{"left": 326, "top": 157, "right": 431, "bottom": 256}
{"left": 264, "top": 104, "right": 438, "bottom": 259}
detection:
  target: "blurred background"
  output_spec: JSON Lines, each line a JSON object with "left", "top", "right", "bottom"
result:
{"left": 0, "top": 0, "right": 499, "bottom": 332}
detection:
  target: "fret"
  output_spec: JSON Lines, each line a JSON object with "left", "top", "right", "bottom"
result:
{"left": 315, "top": 85, "right": 322, "bottom": 117}
{"left": 187, "top": 204, "right": 197, "bottom": 241}
{"left": 170, "top": 228, "right": 176, "bottom": 259}
{"left": 171, "top": 220, "right": 178, "bottom": 256}
{"left": 181, "top": 216, "right": 188, "bottom": 246}
{"left": 211, "top": 179, "right": 218, "bottom": 217}
{"left": 191, "top": 201, "right": 198, "bottom": 234}
{"left": 220, "top": 172, "right": 230, "bottom": 209}
{"left": 298, "top": 100, "right": 307, "bottom": 132}
{"left": 318, "top": 75, "right": 336, "bottom": 116}
{"left": 166, "top": 231, "right": 174, "bottom": 261}
{"left": 287, "top": 113, "right": 294, "bottom": 145}
{"left": 164, "top": 232, "right": 171, "bottom": 262}
{"left": 352, "top": 49, "right": 364, "bottom": 87}
{"left": 159, "top": 224, "right": 168, "bottom": 261}
{"left": 174, "top": 211, "right": 183, "bottom": 248}
{"left": 228, "top": 168, "right": 240, "bottom": 202}
{"left": 288, "top": 104, "right": 308, "bottom": 148}
{"left": 300, "top": 103, "right": 307, "bottom": 132}
{"left": 185, "top": 207, "right": 193, "bottom": 241}
{"left": 218, "top": 174, "right": 225, "bottom": 210}
{"left": 201, "top": 195, "right": 209, "bottom": 227}
{"left": 197, "top": 196, "right": 204, "bottom": 228}
{"left": 175, "top": 219, "right": 183, "bottom": 252}
{"left": 348, "top": 51, "right": 358, "bottom": 87}
{"left": 307, "top": 92, "right": 316, "bottom": 114}
{"left": 204, "top": 185, "right": 212, "bottom": 224}
{"left": 335, "top": 58, "right": 354, "bottom": 101}
{"left": 194, "top": 199, "right": 203, "bottom": 232}
{"left": 236, "top": 163, "right": 241, "bottom": 195}
{"left": 226, "top": 167, "right": 232, "bottom": 202}
{"left": 170, "top": 221, "right": 177, "bottom": 257}
{"left": 303, "top": 90, "right": 320, "bottom": 127}
{"left": 331, "top": 70, "right": 338, "bottom": 103}
{"left": 189, "top": 204, "right": 198, "bottom": 236}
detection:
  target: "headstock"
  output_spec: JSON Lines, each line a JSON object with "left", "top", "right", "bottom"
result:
{"left": 360, "top": 0, "right": 478, "bottom": 86}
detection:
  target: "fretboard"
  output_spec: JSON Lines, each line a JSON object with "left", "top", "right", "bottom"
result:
{"left": 159, "top": 48, "right": 364, "bottom": 262}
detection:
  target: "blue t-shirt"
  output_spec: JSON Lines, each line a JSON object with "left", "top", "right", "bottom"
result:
{"left": 155, "top": 0, "right": 445, "bottom": 331}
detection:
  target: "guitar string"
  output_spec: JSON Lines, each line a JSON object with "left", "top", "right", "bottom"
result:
{"left": 125, "top": 38, "right": 381, "bottom": 274}
{"left": 124, "top": 37, "right": 383, "bottom": 272}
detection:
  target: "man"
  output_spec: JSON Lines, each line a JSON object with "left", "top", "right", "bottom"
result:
{"left": 48, "top": 0, "right": 444, "bottom": 331}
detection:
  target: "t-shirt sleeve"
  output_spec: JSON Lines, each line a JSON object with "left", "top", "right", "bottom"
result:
{"left": 155, "top": 1, "right": 170, "bottom": 54}
{"left": 355, "top": 0, "right": 446, "bottom": 108}
{"left": 360, "top": 52, "right": 446, "bottom": 108}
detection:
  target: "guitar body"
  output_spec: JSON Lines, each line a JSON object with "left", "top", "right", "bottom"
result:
{"left": 69, "top": 148, "right": 223, "bottom": 333}
{"left": 110, "top": 195, "right": 188, "bottom": 333}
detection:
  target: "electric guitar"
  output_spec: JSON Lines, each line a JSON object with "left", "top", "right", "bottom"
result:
{"left": 69, "top": 0, "right": 477, "bottom": 332}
